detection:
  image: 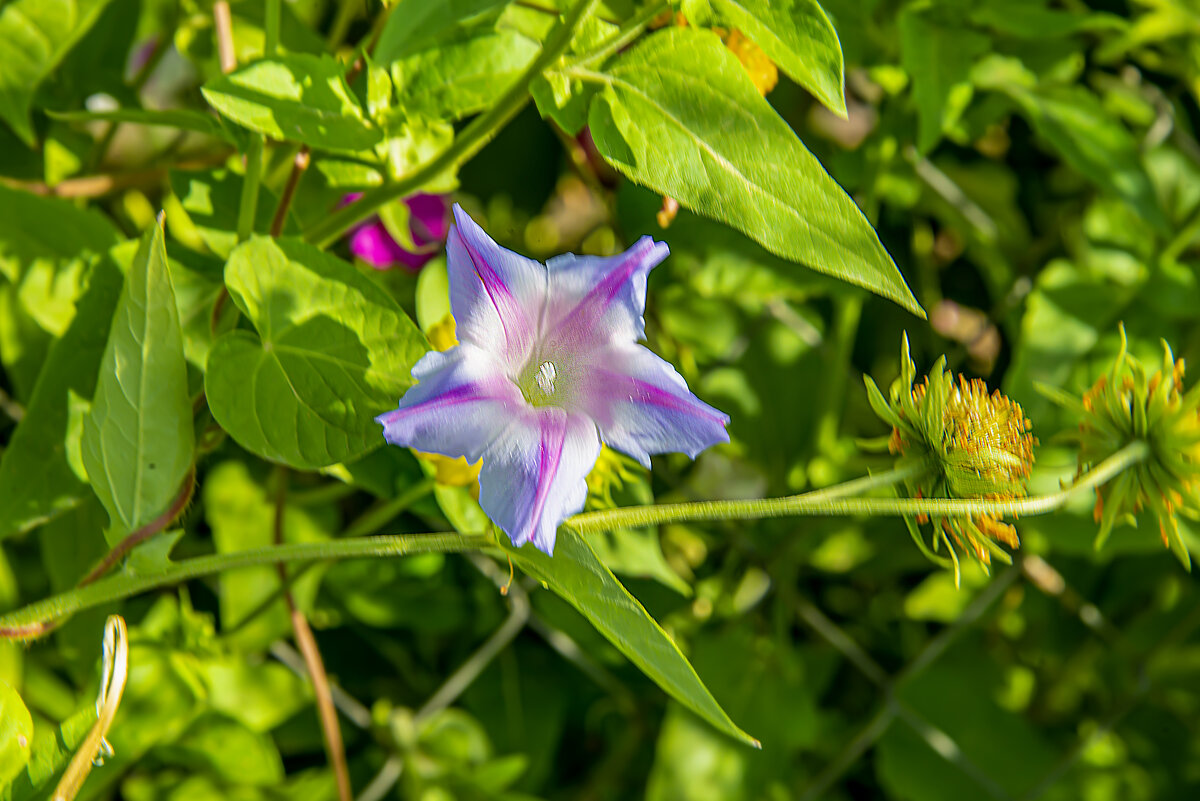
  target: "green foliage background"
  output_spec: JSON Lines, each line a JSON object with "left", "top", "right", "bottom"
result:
{"left": 1, "top": 0, "right": 1199, "bottom": 799}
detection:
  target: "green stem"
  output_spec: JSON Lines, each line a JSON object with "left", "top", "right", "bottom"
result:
{"left": 565, "top": 0, "right": 668, "bottom": 68}
{"left": 234, "top": 0, "right": 279, "bottom": 242}
{"left": 815, "top": 293, "right": 863, "bottom": 454}
{"left": 302, "top": 0, "right": 601, "bottom": 248}
{"left": 569, "top": 459, "right": 931, "bottom": 535}
{"left": 567, "top": 442, "right": 1148, "bottom": 534}
{"left": 264, "top": 0, "right": 281, "bottom": 55}
{"left": 0, "top": 533, "right": 484, "bottom": 639}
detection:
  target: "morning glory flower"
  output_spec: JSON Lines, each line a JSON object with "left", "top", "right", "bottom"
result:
{"left": 377, "top": 205, "right": 730, "bottom": 553}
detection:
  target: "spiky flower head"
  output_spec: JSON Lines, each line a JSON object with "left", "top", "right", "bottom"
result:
{"left": 1046, "top": 326, "right": 1200, "bottom": 569}
{"left": 865, "top": 335, "right": 1036, "bottom": 573}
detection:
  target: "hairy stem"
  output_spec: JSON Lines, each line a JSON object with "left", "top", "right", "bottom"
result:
{"left": 79, "top": 466, "right": 196, "bottom": 586}
{"left": 567, "top": 442, "right": 1148, "bottom": 534}
{"left": 0, "top": 533, "right": 484, "bottom": 640}
{"left": 303, "top": 0, "right": 601, "bottom": 247}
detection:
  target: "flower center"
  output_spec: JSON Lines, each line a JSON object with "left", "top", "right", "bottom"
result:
{"left": 516, "top": 352, "right": 580, "bottom": 410}
{"left": 520, "top": 359, "right": 567, "bottom": 407}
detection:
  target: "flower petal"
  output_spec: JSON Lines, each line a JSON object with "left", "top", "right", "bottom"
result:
{"left": 350, "top": 220, "right": 409, "bottom": 269}
{"left": 542, "top": 236, "right": 668, "bottom": 351}
{"left": 579, "top": 345, "right": 729, "bottom": 467}
{"left": 376, "top": 344, "right": 524, "bottom": 462}
{"left": 447, "top": 204, "right": 544, "bottom": 368}
{"left": 478, "top": 407, "right": 600, "bottom": 554}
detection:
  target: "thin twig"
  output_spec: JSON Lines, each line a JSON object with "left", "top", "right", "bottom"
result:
{"left": 271, "top": 148, "right": 310, "bottom": 237}
{"left": 213, "top": 2, "right": 237, "bottom": 74}
{"left": 273, "top": 468, "right": 353, "bottom": 801}
{"left": 79, "top": 466, "right": 196, "bottom": 586}
{"left": 52, "top": 616, "right": 128, "bottom": 801}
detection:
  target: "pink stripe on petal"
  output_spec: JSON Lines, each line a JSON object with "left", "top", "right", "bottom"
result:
{"left": 477, "top": 410, "right": 599, "bottom": 554}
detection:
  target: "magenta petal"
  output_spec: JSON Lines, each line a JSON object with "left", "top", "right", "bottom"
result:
{"left": 350, "top": 221, "right": 410, "bottom": 269}
{"left": 477, "top": 408, "right": 600, "bottom": 554}
{"left": 408, "top": 193, "right": 450, "bottom": 243}
{"left": 543, "top": 237, "right": 669, "bottom": 351}
{"left": 579, "top": 345, "right": 730, "bottom": 467}
{"left": 376, "top": 345, "right": 524, "bottom": 462}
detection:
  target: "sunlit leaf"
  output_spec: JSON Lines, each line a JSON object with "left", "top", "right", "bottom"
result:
{"left": 587, "top": 27, "right": 922, "bottom": 316}
{"left": 205, "top": 237, "right": 426, "bottom": 469}
{"left": 202, "top": 54, "right": 381, "bottom": 150}
{"left": 0, "top": 678, "right": 33, "bottom": 786}
{"left": 0, "top": 0, "right": 115, "bottom": 144}
{"left": 82, "top": 220, "right": 195, "bottom": 547}
{"left": 504, "top": 527, "right": 758, "bottom": 748}
{"left": 711, "top": 0, "right": 846, "bottom": 115}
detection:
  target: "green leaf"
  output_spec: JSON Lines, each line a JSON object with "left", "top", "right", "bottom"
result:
{"left": 82, "top": 220, "right": 195, "bottom": 547}
{"left": 503, "top": 527, "right": 758, "bottom": 747}
{"left": 391, "top": 27, "right": 540, "bottom": 121}
{"left": 899, "top": 9, "right": 990, "bottom": 153}
{"left": 0, "top": 254, "right": 122, "bottom": 541}
{"left": 201, "top": 54, "right": 381, "bottom": 151}
{"left": 0, "top": 183, "right": 121, "bottom": 272}
{"left": 7, "top": 706, "right": 96, "bottom": 801}
{"left": 372, "top": 0, "right": 511, "bottom": 67}
{"left": 0, "top": 678, "right": 33, "bottom": 786}
{"left": 204, "top": 237, "right": 426, "bottom": 469}
{"left": 169, "top": 169, "right": 295, "bottom": 259}
{"left": 992, "top": 83, "right": 1168, "bottom": 232}
{"left": 585, "top": 27, "right": 922, "bottom": 317}
{"left": 48, "top": 107, "right": 243, "bottom": 147}
{"left": 710, "top": 0, "right": 846, "bottom": 115}
{"left": 0, "top": 0, "right": 115, "bottom": 144}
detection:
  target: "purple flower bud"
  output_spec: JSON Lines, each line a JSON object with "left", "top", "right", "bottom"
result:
{"left": 343, "top": 193, "right": 450, "bottom": 271}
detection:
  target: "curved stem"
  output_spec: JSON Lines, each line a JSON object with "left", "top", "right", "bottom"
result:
{"left": 79, "top": 466, "right": 196, "bottom": 586}
{"left": 569, "top": 459, "right": 932, "bottom": 534}
{"left": 52, "top": 616, "right": 128, "bottom": 801}
{"left": 0, "top": 533, "right": 485, "bottom": 640}
{"left": 303, "top": 0, "right": 601, "bottom": 247}
{"left": 567, "top": 442, "right": 1148, "bottom": 534}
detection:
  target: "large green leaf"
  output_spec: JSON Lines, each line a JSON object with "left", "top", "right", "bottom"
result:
{"left": 0, "top": 183, "right": 120, "bottom": 400}
{"left": 503, "top": 527, "right": 758, "bottom": 747}
{"left": 710, "top": 0, "right": 846, "bottom": 115}
{"left": 372, "top": 0, "right": 511, "bottom": 67}
{"left": 204, "top": 237, "right": 426, "bottom": 469}
{"left": 899, "top": 8, "right": 990, "bottom": 153}
{"left": 391, "top": 27, "right": 540, "bottom": 121}
{"left": 586, "top": 27, "right": 922, "bottom": 316}
{"left": 0, "top": 0, "right": 114, "bottom": 144}
{"left": 0, "top": 254, "right": 121, "bottom": 541}
{"left": 81, "top": 221, "right": 195, "bottom": 547}
{"left": 0, "top": 183, "right": 119, "bottom": 271}
{"left": 0, "top": 678, "right": 33, "bottom": 786}
{"left": 202, "top": 54, "right": 382, "bottom": 151}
